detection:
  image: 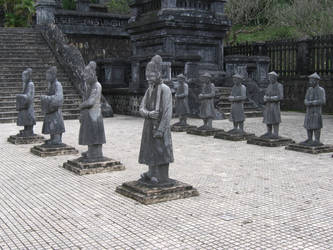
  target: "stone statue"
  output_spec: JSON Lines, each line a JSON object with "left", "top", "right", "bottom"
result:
{"left": 261, "top": 71, "right": 283, "bottom": 139}
{"left": 173, "top": 74, "right": 190, "bottom": 126}
{"left": 198, "top": 73, "right": 216, "bottom": 130}
{"left": 139, "top": 55, "right": 174, "bottom": 184}
{"left": 243, "top": 70, "right": 261, "bottom": 109}
{"left": 301, "top": 73, "right": 326, "bottom": 146}
{"left": 16, "top": 68, "right": 36, "bottom": 137}
{"left": 79, "top": 61, "right": 106, "bottom": 161}
{"left": 41, "top": 66, "right": 65, "bottom": 145}
{"left": 228, "top": 74, "right": 247, "bottom": 133}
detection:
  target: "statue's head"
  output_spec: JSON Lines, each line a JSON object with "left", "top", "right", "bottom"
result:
{"left": 308, "top": 72, "right": 320, "bottom": 87}
{"left": 46, "top": 66, "right": 57, "bottom": 83}
{"left": 177, "top": 74, "right": 186, "bottom": 84}
{"left": 200, "top": 72, "right": 211, "bottom": 85}
{"left": 83, "top": 61, "right": 97, "bottom": 85}
{"left": 232, "top": 73, "right": 243, "bottom": 85}
{"left": 146, "top": 55, "right": 162, "bottom": 86}
{"left": 268, "top": 71, "right": 278, "bottom": 84}
{"left": 22, "top": 68, "right": 32, "bottom": 83}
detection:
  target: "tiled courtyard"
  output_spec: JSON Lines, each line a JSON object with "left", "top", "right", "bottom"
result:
{"left": 0, "top": 112, "right": 332, "bottom": 249}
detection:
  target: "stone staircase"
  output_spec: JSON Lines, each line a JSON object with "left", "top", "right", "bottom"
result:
{"left": 215, "top": 87, "right": 263, "bottom": 118}
{"left": 0, "top": 27, "right": 81, "bottom": 123}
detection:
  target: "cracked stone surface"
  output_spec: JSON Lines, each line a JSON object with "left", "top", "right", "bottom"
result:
{"left": 0, "top": 112, "right": 332, "bottom": 249}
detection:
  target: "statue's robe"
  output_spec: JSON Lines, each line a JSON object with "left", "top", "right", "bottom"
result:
{"left": 199, "top": 83, "right": 216, "bottom": 119}
{"left": 139, "top": 82, "right": 174, "bottom": 166}
{"left": 175, "top": 82, "right": 190, "bottom": 116}
{"left": 16, "top": 81, "right": 36, "bottom": 126}
{"left": 79, "top": 81, "right": 106, "bottom": 145}
{"left": 304, "top": 85, "right": 326, "bottom": 130}
{"left": 263, "top": 82, "right": 283, "bottom": 125}
{"left": 41, "top": 81, "right": 65, "bottom": 135}
{"left": 230, "top": 84, "right": 247, "bottom": 122}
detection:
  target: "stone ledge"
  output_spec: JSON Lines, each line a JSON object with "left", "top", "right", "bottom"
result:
{"left": 63, "top": 157, "right": 125, "bottom": 175}
{"left": 285, "top": 143, "right": 333, "bottom": 154}
{"left": 247, "top": 136, "right": 295, "bottom": 147}
{"left": 7, "top": 134, "right": 45, "bottom": 145}
{"left": 214, "top": 131, "right": 255, "bottom": 141}
{"left": 187, "top": 127, "right": 222, "bottom": 137}
{"left": 30, "top": 144, "right": 79, "bottom": 157}
{"left": 116, "top": 180, "right": 199, "bottom": 205}
{"left": 171, "top": 124, "right": 196, "bottom": 132}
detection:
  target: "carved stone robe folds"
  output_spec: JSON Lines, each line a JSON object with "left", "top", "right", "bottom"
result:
{"left": 79, "top": 82, "right": 106, "bottom": 145}
{"left": 304, "top": 85, "right": 326, "bottom": 130}
{"left": 199, "top": 83, "right": 216, "bottom": 119}
{"left": 139, "top": 83, "right": 174, "bottom": 166}
{"left": 230, "top": 84, "right": 246, "bottom": 122}
{"left": 41, "top": 81, "right": 65, "bottom": 135}
{"left": 175, "top": 83, "right": 190, "bottom": 116}
{"left": 263, "top": 82, "right": 283, "bottom": 125}
{"left": 16, "top": 81, "right": 36, "bottom": 126}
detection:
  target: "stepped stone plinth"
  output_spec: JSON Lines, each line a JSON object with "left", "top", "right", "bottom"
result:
{"left": 8, "top": 134, "right": 45, "bottom": 145}
{"left": 286, "top": 143, "right": 333, "bottom": 154}
{"left": 171, "top": 124, "right": 196, "bottom": 132}
{"left": 247, "top": 136, "right": 294, "bottom": 147}
{"left": 31, "top": 143, "right": 78, "bottom": 157}
{"left": 215, "top": 131, "right": 255, "bottom": 141}
{"left": 187, "top": 127, "right": 222, "bottom": 137}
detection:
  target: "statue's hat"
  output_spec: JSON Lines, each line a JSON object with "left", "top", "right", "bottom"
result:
{"left": 268, "top": 71, "right": 279, "bottom": 77}
{"left": 177, "top": 74, "right": 186, "bottom": 79}
{"left": 201, "top": 72, "right": 212, "bottom": 78}
{"left": 308, "top": 72, "right": 320, "bottom": 80}
{"left": 232, "top": 73, "right": 243, "bottom": 79}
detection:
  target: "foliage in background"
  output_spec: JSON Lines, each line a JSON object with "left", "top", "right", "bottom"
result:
{"left": 62, "top": 0, "right": 76, "bottom": 10}
{"left": 107, "top": 0, "right": 130, "bottom": 14}
{"left": 0, "top": 0, "right": 35, "bottom": 27}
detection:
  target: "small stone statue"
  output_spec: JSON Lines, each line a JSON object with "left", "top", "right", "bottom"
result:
{"left": 16, "top": 68, "right": 36, "bottom": 137}
{"left": 79, "top": 61, "right": 106, "bottom": 161}
{"left": 301, "top": 72, "right": 326, "bottom": 146}
{"left": 198, "top": 73, "right": 216, "bottom": 130}
{"left": 139, "top": 55, "right": 174, "bottom": 184}
{"left": 174, "top": 74, "right": 190, "bottom": 126}
{"left": 228, "top": 74, "right": 247, "bottom": 134}
{"left": 41, "top": 66, "right": 65, "bottom": 145}
{"left": 261, "top": 71, "right": 283, "bottom": 139}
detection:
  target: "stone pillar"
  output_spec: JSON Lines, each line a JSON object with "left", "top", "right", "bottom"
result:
{"left": 296, "top": 38, "right": 310, "bottom": 76}
{"left": 254, "top": 42, "right": 267, "bottom": 56}
{"left": 161, "top": 0, "right": 177, "bottom": 8}
{"left": 211, "top": 0, "right": 226, "bottom": 16}
{"left": 35, "top": 0, "right": 57, "bottom": 25}
{"left": 130, "top": 60, "right": 141, "bottom": 92}
{"left": 76, "top": 0, "right": 90, "bottom": 12}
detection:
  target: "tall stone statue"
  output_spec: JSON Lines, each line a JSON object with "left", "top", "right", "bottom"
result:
{"left": 261, "top": 72, "right": 283, "bottom": 139}
{"left": 8, "top": 68, "right": 45, "bottom": 145}
{"left": 228, "top": 74, "right": 247, "bottom": 133}
{"left": 41, "top": 66, "right": 65, "bottom": 145}
{"left": 116, "top": 55, "right": 198, "bottom": 204}
{"left": 301, "top": 73, "right": 326, "bottom": 146}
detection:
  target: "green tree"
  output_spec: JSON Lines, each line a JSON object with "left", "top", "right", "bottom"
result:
{"left": 107, "top": 0, "right": 130, "bottom": 14}
{"left": 0, "top": 0, "right": 35, "bottom": 27}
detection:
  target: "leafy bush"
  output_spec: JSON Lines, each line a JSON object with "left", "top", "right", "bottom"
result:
{"left": 107, "top": 0, "right": 130, "bottom": 14}
{"left": 62, "top": 0, "right": 76, "bottom": 10}
{"left": 0, "top": 0, "right": 35, "bottom": 27}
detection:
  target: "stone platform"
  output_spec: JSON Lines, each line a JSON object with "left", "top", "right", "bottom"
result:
{"left": 285, "top": 143, "right": 333, "bottom": 154}
{"left": 187, "top": 127, "right": 222, "bottom": 137}
{"left": 171, "top": 124, "right": 196, "bottom": 132}
{"left": 30, "top": 144, "right": 78, "bottom": 157}
{"left": 214, "top": 131, "right": 255, "bottom": 141}
{"left": 247, "top": 136, "right": 295, "bottom": 147}
{"left": 63, "top": 157, "right": 125, "bottom": 175}
{"left": 116, "top": 179, "right": 199, "bottom": 205}
{"left": 7, "top": 134, "right": 45, "bottom": 145}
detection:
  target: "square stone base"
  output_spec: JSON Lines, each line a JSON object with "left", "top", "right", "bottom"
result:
{"left": 214, "top": 131, "right": 255, "bottom": 141}
{"left": 63, "top": 157, "right": 125, "bottom": 175}
{"left": 7, "top": 134, "right": 45, "bottom": 145}
{"left": 187, "top": 127, "right": 222, "bottom": 137}
{"left": 30, "top": 144, "right": 79, "bottom": 157}
{"left": 171, "top": 124, "right": 196, "bottom": 132}
{"left": 116, "top": 179, "right": 199, "bottom": 205}
{"left": 285, "top": 143, "right": 333, "bottom": 154}
{"left": 247, "top": 136, "right": 295, "bottom": 147}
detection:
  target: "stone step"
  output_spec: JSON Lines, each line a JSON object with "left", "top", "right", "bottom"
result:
{"left": 0, "top": 102, "right": 80, "bottom": 112}
{"left": 0, "top": 58, "right": 57, "bottom": 63}
{"left": 0, "top": 90, "right": 79, "bottom": 97}
{"left": 0, "top": 94, "right": 81, "bottom": 102}
{"left": 0, "top": 107, "right": 81, "bottom": 118}
{"left": 0, "top": 98, "right": 81, "bottom": 107}
{"left": 0, "top": 82, "right": 73, "bottom": 88}
{"left": 220, "top": 107, "right": 260, "bottom": 113}
{"left": 217, "top": 102, "right": 256, "bottom": 107}
{"left": 223, "top": 110, "right": 263, "bottom": 118}
{"left": 0, "top": 73, "right": 68, "bottom": 79}
{"left": 0, "top": 113, "right": 80, "bottom": 124}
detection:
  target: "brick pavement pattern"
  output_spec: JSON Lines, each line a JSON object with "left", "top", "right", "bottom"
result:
{"left": 0, "top": 112, "right": 332, "bottom": 249}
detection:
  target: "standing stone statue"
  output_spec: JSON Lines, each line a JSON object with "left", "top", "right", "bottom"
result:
{"left": 301, "top": 73, "right": 326, "bottom": 146}
{"left": 16, "top": 68, "right": 36, "bottom": 137}
{"left": 116, "top": 55, "right": 198, "bottom": 205}
{"left": 261, "top": 71, "right": 283, "bottom": 139}
{"left": 8, "top": 68, "right": 45, "bottom": 145}
{"left": 198, "top": 73, "right": 216, "bottom": 130}
{"left": 228, "top": 74, "right": 247, "bottom": 134}
{"left": 41, "top": 66, "right": 65, "bottom": 145}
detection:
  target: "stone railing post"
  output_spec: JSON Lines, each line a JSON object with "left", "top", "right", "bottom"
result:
{"left": 211, "top": 0, "right": 226, "bottom": 16}
{"left": 35, "top": 0, "right": 57, "bottom": 25}
{"left": 161, "top": 0, "right": 177, "bottom": 8}
{"left": 296, "top": 38, "right": 311, "bottom": 76}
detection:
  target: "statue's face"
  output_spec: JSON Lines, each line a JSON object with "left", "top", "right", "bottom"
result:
{"left": 46, "top": 70, "right": 56, "bottom": 83}
{"left": 233, "top": 77, "right": 242, "bottom": 85}
{"left": 178, "top": 77, "right": 185, "bottom": 84}
{"left": 269, "top": 74, "right": 277, "bottom": 84}
{"left": 83, "top": 68, "right": 95, "bottom": 85}
{"left": 146, "top": 70, "right": 160, "bottom": 86}
{"left": 309, "top": 78, "right": 318, "bottom": 87}
{"left": 22, "top": 72, "right": 29, "bottom": 83}
{"left": 200, "top": 76, "right": 210, "bottom": 85}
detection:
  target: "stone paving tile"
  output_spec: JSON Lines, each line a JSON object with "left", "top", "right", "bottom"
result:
{"left": 0, "top": 112, "right": 332, "bottom": 249}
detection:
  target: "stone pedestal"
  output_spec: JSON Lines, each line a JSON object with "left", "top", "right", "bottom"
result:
{"left": 116, "top": 179, "right": 199, "bottom": 205}
{"left": 247, "top": 136, "right": 294, "bottom": 147}
{"left": 171, "top": 124, "right": 196, "bottom": 132}
{"left": 187, "top": 127, "right": 222, "bottom": 137}
{"left": 215, "top": 131, "right": 255, "bottom": 141}
{"left": 63, "top": 157, "right": 125, "bottom": 175}
{"left": 31, "top": 144, "right": 78, "bottom": 157}
{"left": 285, "top": 143, "right": 333, "bottom": 154}
{"left": 8, "top": 134, "right": 45, "bottom": 145}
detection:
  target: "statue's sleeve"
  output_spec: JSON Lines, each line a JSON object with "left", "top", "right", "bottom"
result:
{"left": 26, "top": 82, "right": 34, "bottom": 106}
{"left": 204, "top": 84, "right": 216, "bottom": 98}
{"left": 320, "top": 88, "right": 326, "bottom": 105}
{"left": 304, "top": 88, "right": 311, "bottom": 106}
{"left": 184, "top": 84, "right": 189, "bottom": 97}
{"left": 80, "top": 85, "right": 99, "bottom": 109}
{"left": 139, "top": 90, "right": 149, "bottom": 118}
{"left": 50, "top": 83, "right": 64, "bottom": 109}
{"left": 157, "top": 86, "right": 172, "bottom": 133}
{"left": 241, "top": 85, "right": 247, "bottom": 100}
{"left": 278, "top": 84, "right": 284, "bottom": 101}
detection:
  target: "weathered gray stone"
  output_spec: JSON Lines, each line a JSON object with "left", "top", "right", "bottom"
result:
{"left": 247, "top": 136, "right": 294, "bottom": 147}
{"left": 31, "top": 144, "right": 78, "bottom": 157}
{"left": 215, "top": 130, "right": 255, "bottom": 141}
{"left": 7, "top": 134, "right": 45, "bottom": 145}
{"left": 286, "top": 143, "right": 333, "bottom": 154}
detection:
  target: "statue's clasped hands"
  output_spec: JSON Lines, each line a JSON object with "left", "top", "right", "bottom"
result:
{"left": 149, "top": 110, "right": 159, "bottom": 120}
